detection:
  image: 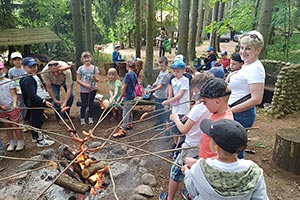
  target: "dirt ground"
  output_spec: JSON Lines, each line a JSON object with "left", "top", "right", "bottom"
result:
{"left": 1, "top": 42, "right": 300, "bottom": 199}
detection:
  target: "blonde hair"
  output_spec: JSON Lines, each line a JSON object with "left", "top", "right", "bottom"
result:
{"left": 80, "top": 51, "right": 92, "bottom": 63}
{"left": 107, "top": 68, "right": 119, "bottom": 81}
{"left": 240, "top": 30, "right": 264, "bottom": 49}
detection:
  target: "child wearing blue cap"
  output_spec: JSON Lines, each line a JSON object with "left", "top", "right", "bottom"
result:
{"left": 162, "top": 60, "right": 190, "bottom": 159}
{"left": 203, "top": 46, "right": 217, "bottom": 70}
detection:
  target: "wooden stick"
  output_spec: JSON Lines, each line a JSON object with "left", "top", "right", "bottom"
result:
{"left": 108, "top": 166, "right": 119, "bottom": 200}
{"left": 0, "top": 165, "right": 48, "bottom": 182}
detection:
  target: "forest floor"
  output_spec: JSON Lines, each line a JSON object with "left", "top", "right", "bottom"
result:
{"left": 0, "top": 41, "right": 300, "bottom": 199}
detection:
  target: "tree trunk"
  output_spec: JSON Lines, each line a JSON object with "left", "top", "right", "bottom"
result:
{"left": 71, "top": 0, "right": 85, "bottom": 68}
{"left": 196, "top": 0, "right": 204, "bottom": 45}
{"left": 209, "top": 2, "right": 219, "bottom": 51}
{"left": 253, "top": 0, "right": 260, "bottom": 29}
{"left": 84, "top": 0, "right": 93, "bottom": 53}
{"left": 201, "top": 2, "right": 211, "bottom": 40}
{"left": 188, "top": 0, "right": 199, "bottom": 61}
{"left": 216, "top": 2, "right": 225, "bottom": 52}
{"left": 144, "top": 0, "right": 155, "bottom": 85}
{"left": 135, "top": 0, "right": 141, "bottom": 58}
{"left": 127, "top": 30, "right": 132, "bottom": 48}
{"left": 273, "top": 129, "right": 300, "bottom": 175}
{"left": 257, "top": 0, "right": 275, "bottom": 59}
{"left": 177, "top": 0, "right": 190, "bottom": 57}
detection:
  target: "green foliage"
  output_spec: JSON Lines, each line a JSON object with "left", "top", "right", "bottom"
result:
{"left": 93, "top": 52, "right": 112, "bottom": 67}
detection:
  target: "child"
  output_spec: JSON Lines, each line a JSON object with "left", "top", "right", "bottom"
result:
{"left": 183, "top": 119, "right": 269, "bottom": 200}
{"left": 159, "top": 73, "right": 213, "bottom": 200}
{"left": 107, "top": 68, "right": 122, "bottom": 121}
{"left": 0, "top": 61, "right": 25, "bottom": 151}
{"left": 113, "top": 60, "right": 137, "bottom": 138}
{"left": 76, "top": 51, "right": 100, "bottom": 125}
{"left": 215, "top": 50, "right": 231, "bottom": 74}
{"left": 112, "top": 44, "right": 123, "bottom": 71}
{"left": 8, "top": 52, "right": 27, "bottom": 124}
{"left": 225, "top": 52, "right": 244, "bottom": 83}
{"left": 203, "top": 46, "right": 217, "bottom": 70}
{"left": 20, "top": 57, "right": 54, "bottom": 147}
{"left": 162, "top": 60, "right": 190, "bottom": 158}
{"left": 147, "top": 56, "right": 169, "bottom": 131}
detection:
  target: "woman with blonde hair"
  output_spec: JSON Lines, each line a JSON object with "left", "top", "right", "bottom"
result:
{"left": 228, "top": 30, "right": 265, "bottom": 158}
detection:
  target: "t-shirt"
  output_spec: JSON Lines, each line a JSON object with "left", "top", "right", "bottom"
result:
{"left": 33, "top": 75, "right": 47, "bottom": 99}
{"left": 8, "top": 67, "right": 26, "bottom": 94}
{"left": 76, "top": 65, "right": 100, "bottom": 93}
{"left": 108, "top": 79, "right": 122, "bottom": 101}
{"left": 0, "top": 78, "right": 16, "bottom": 112}
{"left": 185, "top": 103, "right": 211, "bottom": 147}
{"left": 153, "top": 70, "right": 169, "bottom": 99}
{"left": 171, "top": 75, "right": 190, "bottom": 115}
{"left": 228, "top": 60, "right": 265, "bottom": 105}
{"left": 168, "top": 73, "right": 193, "bottom": 84}
{"left": 41, "top": 61, "right": 73, "bottom": 86}
{"left": 198, "top": 108, "right": 233, "bottom": 159}
{"left": 221, "top": 58, "right": 230, "bottom": 69}
{"left": 123, "top": 71, "right": 137, "bottom": 101}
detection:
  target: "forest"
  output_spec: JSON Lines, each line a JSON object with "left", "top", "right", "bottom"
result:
{"left": 0, "top": 0, "right": 299, "bottom": 74}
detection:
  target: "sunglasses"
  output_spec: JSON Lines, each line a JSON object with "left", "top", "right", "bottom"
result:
{"left": 240, "top": 34, "right": 261, "bottom": 42}
{"left": 48, "top": 63, "right": 59, "bottom": 67}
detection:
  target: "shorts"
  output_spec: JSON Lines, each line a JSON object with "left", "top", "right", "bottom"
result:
{"left": 171, "top": 114, "right": 186, "bottom": 134}
{"left": 170, "top": 143, "right": 199, "bottom": 182}
{"left": 0, "top": 108, "right": 20, "bottom": 122}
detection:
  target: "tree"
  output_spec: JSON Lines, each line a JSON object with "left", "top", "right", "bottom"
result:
{"left": 71, "top": 0, "right": 85, "bottom": 68}
{"left": 196, "top": 0, "right": 204, "bottom": 45}
{"left": 209, "top": 1, "right": 219, "bottom": 51}
{"left": 188, "top": 0, "right": 198, "bottom": 61}
{"left": 177, "top": 0, "right": 190, "bottom": 57}
{"left": 144, "top": 0, "right": 155, "bottom": 85}
{"left": 257, "top": 0, "right": 275, "bottom": 59}
{"left": 135, "top": 0, "right": 141, "bottom": 58}
{"left": 84, "top": 0, "right": 93, "bottom": 53}
{"left": 201, "top": 2, "right": 211, "bottom": 39}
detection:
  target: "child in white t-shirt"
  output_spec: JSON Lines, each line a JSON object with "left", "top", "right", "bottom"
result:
{"left": 159, "top": 73, "right": 213, "bottom": 200}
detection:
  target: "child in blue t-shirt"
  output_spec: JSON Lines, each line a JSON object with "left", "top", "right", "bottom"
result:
{"left": 113, "top": 60, "right": 137, "bottom": 138}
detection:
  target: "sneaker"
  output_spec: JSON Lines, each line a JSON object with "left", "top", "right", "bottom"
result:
{"left": 37, "top": 138, "right": 55, "bottom": 147}
{"left": 112, "top": 128, "right": 127, "bottom": 138}
{"left": 31, "top": 138, "right": 38, "bottom": 143}
{"left": 159, "top": 192, "right": 168, "bottom": 200}
{"left": 7, "top": 141, "right": 16, "bottom": 152}
{"left": 15, "top": 140, "right": 25, "bottom": 151}
{"left": 88, "top": 117, "right": 94, "bottom": 125}
{"left": 80, "top": 118, "right": 86, "bottom": 125}
{"left": 153, "top": 126, "right": 165, "bottom": 132}
{"left": 170, "top": 143, "right": 177, "bottom": 149}
{"left": 181, "top": 189, "right": 192, "bottom": 200}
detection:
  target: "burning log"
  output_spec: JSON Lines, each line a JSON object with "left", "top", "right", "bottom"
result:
{"left": 55, "top": 176, "right": 90, "bottom": 194}
{"left": 81, "top": 161, "right": 108, "bottom": 179}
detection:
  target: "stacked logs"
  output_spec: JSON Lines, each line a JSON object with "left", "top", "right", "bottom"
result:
{"left": 267, "top": 62, "right": 300, "bottom": 118}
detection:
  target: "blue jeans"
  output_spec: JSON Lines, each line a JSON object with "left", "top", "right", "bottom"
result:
{"left": 234, "top": 107, "right": 256, "bottom": 159}
{"left": 0, "top": 139, "right": 4, "bottom": 155}
{"left": 51, "top": 83, "right": 74, "bottom": 121}
{"left": 80, "top": 90, "right": 96, "bottom": 119}
{"left": 122, "top": 100, "right": 133, "bottom": 129}
{"left": 155, "top": 98, "right": 167, "bottom": 125}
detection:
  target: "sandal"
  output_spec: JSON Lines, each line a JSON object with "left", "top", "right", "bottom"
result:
{"left": 112, "top": 128, "right": 127, "bottom": 138}
{"left": 126, "top": 124, "right": 133, "bottom": 130}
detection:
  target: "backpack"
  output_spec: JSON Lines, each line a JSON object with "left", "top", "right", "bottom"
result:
{"left": 134, "top": 81, "right": 144, "bottom": 97}
{"left": 162, "top": 39, "right": 172, "bottom": 54}
{"left": 193, "top": 57, "right": 202, "bottom": 68}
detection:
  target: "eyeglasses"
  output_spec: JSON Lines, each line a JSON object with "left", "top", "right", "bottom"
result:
{"left": 48, "top": 63, "right": 59, "bottom": 67}
{"left": 240, "top": 34, "right": 261, "bottom": 42}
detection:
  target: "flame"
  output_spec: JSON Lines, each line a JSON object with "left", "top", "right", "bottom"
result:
{"left": 76, "top": 154, "right": 86, "bottom": 169}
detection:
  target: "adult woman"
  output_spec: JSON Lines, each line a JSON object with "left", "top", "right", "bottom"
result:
{"left": 228, "top": 31, "right": 265, "bottom": 131}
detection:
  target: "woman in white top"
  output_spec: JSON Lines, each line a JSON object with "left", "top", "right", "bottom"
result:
{"left": 228, "top": 31, "right": 265, "bottom": 158}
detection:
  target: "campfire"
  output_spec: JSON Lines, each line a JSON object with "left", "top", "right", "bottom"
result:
{"left": 54, "top": 129, "right": 110, "bottom": 195}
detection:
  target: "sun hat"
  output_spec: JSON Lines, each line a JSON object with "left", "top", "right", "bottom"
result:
{"left": 170, "top": 60, "right": 185, "bottom": 69}
{"left": 11, "top": 52, "right": 23, "bottom": 59}
{"left": 114, "top": 44, "right": 121, "bottom": 49}
{"left": 207, "top": 46, "right": 214, "bottom": 52}
{"left": 200, "top": 119, "right": 247, "bottom": 154}
{"left": 200, "top": 78, "right": 231, "bottom": 98}
{"left": 174, "top": 54, "right": 187, "bottom": 63}
{"left": 22, "top": 57, "right": 37, "bottom": 67}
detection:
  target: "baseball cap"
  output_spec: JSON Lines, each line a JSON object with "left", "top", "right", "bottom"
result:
{"left": 174, "top": 54, "right": 187, "bottom": 63}
{"left": 200, "top": 78, "right": 231, "bottom": 98}
{"left": 221, "top": 51, "right": 227, "bottom": 56}
{"left": 207, "top": 46, "right": 214, "bottom": 52}
{"left": 200, "top": 119, "right": 247, "bottom": 154}
{"left": 170, "top": 60, "right": 185, "bottom": 69}
{"left": 0, "top": 61, "right": 4, "bottom": 69}
{"left": 22, "top": 57, "right": 37, "bottom": 67}
{"left": 231, "top": 52, "right": 243, "bottom": 63}
{"left": 11, "top": 52, "right": 23, "bottom": 59}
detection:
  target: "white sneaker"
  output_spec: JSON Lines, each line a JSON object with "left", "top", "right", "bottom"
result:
{"left": 37, "top": 138, "right": 55, "bottom": 147}
{"left": 80, "top": 118, "right": 86, "bottom": 125}
{"left": 7, "top": 141, "right": 16, "bottom": 152}
{"left": 88, "top": 117, "right": 94, "bottom": 124}
{"left": 15, "top": 140, "right": 25, "bottom": 151}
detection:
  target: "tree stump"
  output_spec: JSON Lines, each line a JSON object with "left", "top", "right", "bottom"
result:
{"left": 272, "top": 129, "right": 300, "bottom": 174}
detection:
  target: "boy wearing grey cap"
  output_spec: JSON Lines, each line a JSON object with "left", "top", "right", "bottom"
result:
{"left": 182, "top": 119, "right": 268, "bottom": 200}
